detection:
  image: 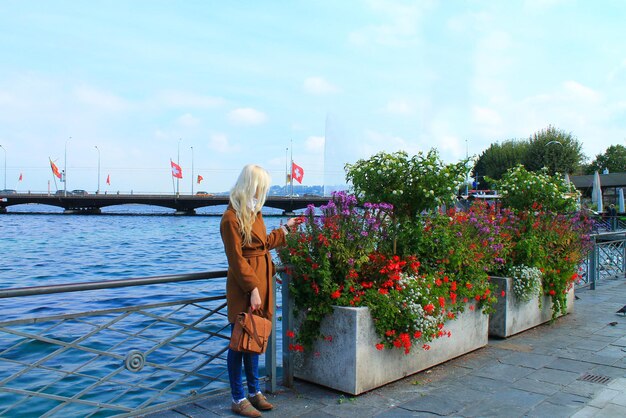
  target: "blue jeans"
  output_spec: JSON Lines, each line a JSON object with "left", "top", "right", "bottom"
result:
{"left": 228, "top": 324, "right": 260, "bottom": 401}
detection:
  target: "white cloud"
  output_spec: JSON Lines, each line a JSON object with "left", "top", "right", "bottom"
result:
{"left": 384, "top": 99, "right": 413, "bottom": 115}
{"left": 360, "top": 129, "right": 418, "bottom": 158}
{"left": 73, "top": 85, "right": 131, "bottom": 112}
{"left": 562, "top": 80, "right": 601, "bottom": 103}
{"left": 305, "top": 135, "right": 325, "bottom": 153}
{"left": 209, "top": 133, "right": 231, "bottom": 152}
{"left": 303, "top": 77, "right": 339, "bottom": 95}
{"left": 523, "top": 0, "right": 569, "bottom": 13}
{"left": 154, "top": 90, "right": 225, "bottom": 108}
{"left": 348, "top": 0, "right": 433, "bottom": 46}
{"left": 176, "top": 113, "right": 200, "bottom": 127}
{"left": 608, "top": 59, "right": 626, "bottom": 83}
{"left": 227, "top": 108, "right": 267, "bottom": 125}
{"left": 472, "top": 106, "right": 502, "bottom": 127}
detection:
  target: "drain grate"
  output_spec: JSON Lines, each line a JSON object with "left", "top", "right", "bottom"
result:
{"left": 578, "top": 373, "right": 612, "bottom": 385}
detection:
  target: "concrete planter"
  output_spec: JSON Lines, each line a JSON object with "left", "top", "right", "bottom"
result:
{"left": 489, "top": 276, "right": 575, "bottom": 338}
{"left": 293, "top": 305, "right": 488, "bottom": 395}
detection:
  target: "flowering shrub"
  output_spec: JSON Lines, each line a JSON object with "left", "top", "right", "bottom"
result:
{"left": 415, "top": 201, "right": 514, "bottom": 280}
{"left": 279, "top": 192, "right": 393, "bottom": 350}
{"left": 359, "top": 253, "right": 485, "bottom": 353}
{"left": 508, "top": 208, "right": 594, "bottom": 317}
{"left": 280, "top": 158, "right": 594, "bottom": 354}
{"left": 345, "top": 150, "right": 467, "bottom": 219}
{"left": 279, "top": 193, "right": 495, "bottom": 353}
{"left": 490, "top": 165, "right": 579, "bottom": 212}
{"left": 508, "top": 265, "right": 542, "bottom": 302}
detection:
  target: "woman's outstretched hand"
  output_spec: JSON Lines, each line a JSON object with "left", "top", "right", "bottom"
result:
{"left": 286, "top": 216, "right": 304, "bottom": 231}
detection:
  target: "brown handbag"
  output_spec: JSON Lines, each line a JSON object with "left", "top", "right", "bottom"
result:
{"left": 229, "top": 308, "right": 272, "bottom": 354}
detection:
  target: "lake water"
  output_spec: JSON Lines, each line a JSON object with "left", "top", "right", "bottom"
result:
{"left": 0, "top": 205, "right": 293, "bottom": 317}
{"left": 0, "top": 205, "right": 298, "bottom": 415}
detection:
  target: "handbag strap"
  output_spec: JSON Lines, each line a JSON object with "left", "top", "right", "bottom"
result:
{"left": 247, "top": 307, "right": 265, "bottom": 347}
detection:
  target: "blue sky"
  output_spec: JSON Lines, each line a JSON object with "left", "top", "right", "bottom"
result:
{"left": 1, "top": 0, "right": 625, "bottom": 194}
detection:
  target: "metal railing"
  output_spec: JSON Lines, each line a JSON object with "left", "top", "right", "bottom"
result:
{"left": 0, "top": 270, "right": 281, "bottom": 417}
{"left": 579, "top": 232, "right": 626, "bottom": 289}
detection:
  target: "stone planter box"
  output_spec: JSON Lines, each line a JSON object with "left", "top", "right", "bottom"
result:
{"left": 293, "top": 304, "right": 488, "bottom": 395}
{"left": 488, "top": 276, "right": 575, "bottom": 338}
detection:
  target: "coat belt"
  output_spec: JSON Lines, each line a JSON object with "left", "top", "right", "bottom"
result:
{"left": 242, "top": 249, "right": 268, "bottom": 258}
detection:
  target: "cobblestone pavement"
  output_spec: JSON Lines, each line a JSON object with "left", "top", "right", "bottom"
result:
{"left": 143, "top": 276, "right": 626, "bottom": 417}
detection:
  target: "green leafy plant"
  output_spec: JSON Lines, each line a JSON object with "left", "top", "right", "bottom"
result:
{"left": 345, "top": 149, "right": 468, "bottom": 219}
{"left": 488, "top": 165, "right": 579, "bottom": 213}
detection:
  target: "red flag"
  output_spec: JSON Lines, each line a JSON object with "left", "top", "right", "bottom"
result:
{"left": 197, "top": 174, "right": 203, "bottom": 184}
{"left": 18, "top": 173, "right": 23, "bottom": 181}
{"left": 106, "top": 174, "right": 110, "bottom": 185}
{"left": 49, "top": 159, "right": 62, "bottom": 179}
{"left": 291, "top": 162, "right": 304, "bottom": 184}
{"left": 171, "top": 160, "right": 183, "bottom": 179}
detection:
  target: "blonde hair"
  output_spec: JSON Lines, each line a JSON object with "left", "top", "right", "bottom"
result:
{"left": 229, "top": 164, "right": 271, "bottom": 245}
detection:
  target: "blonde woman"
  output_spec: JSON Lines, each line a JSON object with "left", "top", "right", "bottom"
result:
{"left": 220, "top": 164, "right": 301, "bottom": 417}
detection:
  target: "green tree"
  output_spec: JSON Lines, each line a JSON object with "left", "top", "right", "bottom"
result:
{"left": 473, "top": 139, "right": 529, "bottom": 187}
{"left": 523, "top": 126, "right": 585, "bottom": 175}
{"left": 585, "top": 145, "right": 626, "bottom": 174}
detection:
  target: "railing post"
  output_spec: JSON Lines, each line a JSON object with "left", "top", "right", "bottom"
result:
{"left": 265, "top": 275, "right": 278, "bottom": 393}
{"left": 590, "top": 236, "right": 597, "bottom": 290}
{"left": 622, "top": 235, "right": 626, "bottom": 277}
{"left": 281, "top": 272, "right": 293, "bottom": 388}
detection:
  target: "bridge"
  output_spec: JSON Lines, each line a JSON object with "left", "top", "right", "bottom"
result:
{"left": 0, "top": 192, "right": 329, "bottom": 215}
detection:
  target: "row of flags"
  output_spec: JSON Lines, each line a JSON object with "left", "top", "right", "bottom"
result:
{"left": 49, "top": 158, "right": 110, "bottom": 185}
{"left": 173, "top": 159, "right": 305, "bottom": 184}
{"left": 43, "top": 159, "right": 305, "bottom": 186}
{"left": 170, "top": 160, "right": 204, "bottom": 183}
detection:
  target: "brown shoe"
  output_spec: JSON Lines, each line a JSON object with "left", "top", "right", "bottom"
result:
{"left": 231, "top": 399, "right": 261, "bottom": 417}
{"left": 248, "top": 393, "right": 274, "bottom": 411}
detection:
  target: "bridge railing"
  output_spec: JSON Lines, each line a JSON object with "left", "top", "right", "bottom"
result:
{"left": 0, "top": 270, "right": 282, "bottom": 417}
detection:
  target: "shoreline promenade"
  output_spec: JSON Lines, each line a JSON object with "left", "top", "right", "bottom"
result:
{"left": 145, "top": 276, "right": 626, "bottom": 417}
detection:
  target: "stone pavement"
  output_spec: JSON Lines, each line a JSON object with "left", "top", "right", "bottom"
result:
{"left": 143, "top": 277, "right": 626, "bottom": 417}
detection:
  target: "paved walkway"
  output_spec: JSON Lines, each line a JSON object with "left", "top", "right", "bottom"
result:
{"left": 144, "top": 277, "right": 626, "bottom": 417}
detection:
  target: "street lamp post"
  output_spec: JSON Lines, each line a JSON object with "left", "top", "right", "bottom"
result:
{"left": 0, "top": 144, "right": 6, "bottom": 190}
{"left": 177, "top": 138, "right": 182, "bottom": 196}
{"left": 190, "top": 146, "right": 194, "bottom": 195}
{"left": 545, "top": 140, "right": 563, "bottom": 175}
{"left": 64, "top": 137, "right": 71, "bottom": 196}
{"left": 95, "top": 146, "right": 101, "bottom": 194}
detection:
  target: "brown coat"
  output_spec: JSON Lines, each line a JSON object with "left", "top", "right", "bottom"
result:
{"left": 220, "top": 206, "right": 286, "bottom": 323}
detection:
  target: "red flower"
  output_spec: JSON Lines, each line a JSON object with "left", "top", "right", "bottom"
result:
{"left": 385, "top": 330, "right": 396, "bottom": 336}
{"left": 376, "top": 343, "right": 384, "bottom": 351}
{"left": 450, "top": 292, "right": 457, "bottom": 303}
{"left": 424, "top": 303, "right": 435, "bottom": 314}
{"left": 286, "top": 330, "right": 295, "bottom": 338}
{"left": 465, "top": 282, "right": 473, "bottom": 290}
{"left": 501, "top": 290, "right": 506, "bottom": 297}
{"left": 438, "top": 296, "right": 446, "bottom": 308}
{"left": 413, "top": 331, "right": 422, "bottom": 339}
{"left": 549, "top": 289, "right": 556, "bottom": 296}
{"left": 330, "top": 289, "right": 341, "bottom": 299}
